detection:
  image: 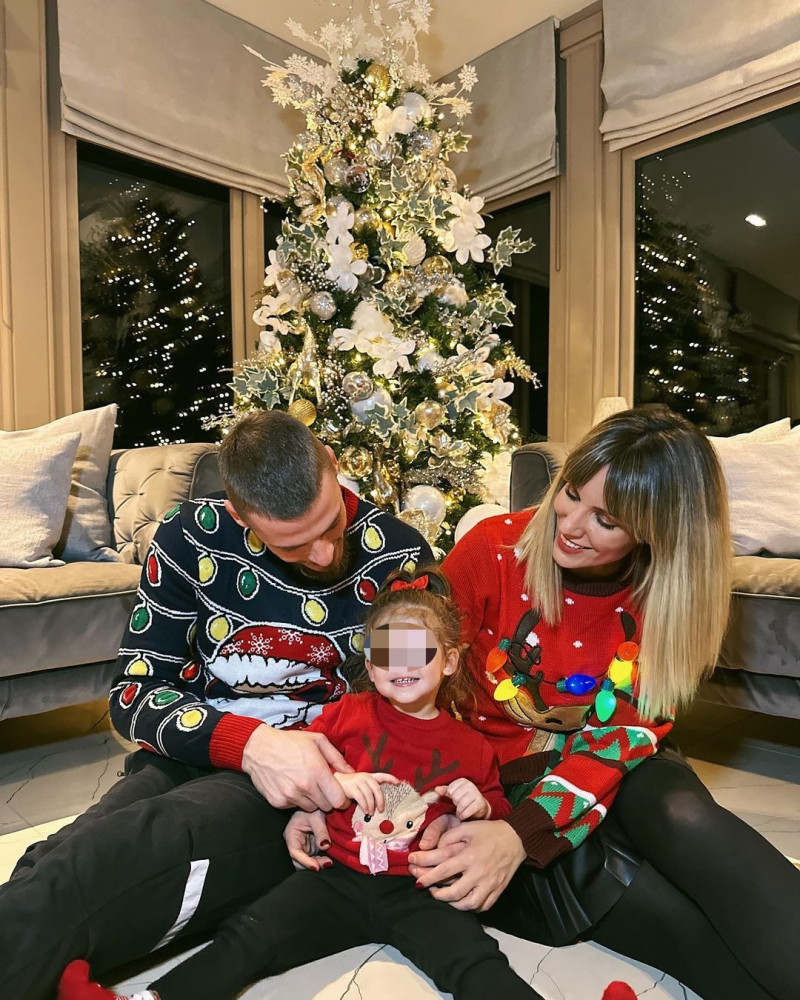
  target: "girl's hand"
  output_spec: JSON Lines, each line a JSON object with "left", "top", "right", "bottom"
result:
{"left": 435, "top": 778, "right": 491, "bottom": 820}
{"left": 283, "top": 809, "right": 333, "bottom": 871}
{"left": 334, "top": 771, "right": 398, "bottom": 814}
{"left": 409, "top": 820, "right": 526, "bottom": 912}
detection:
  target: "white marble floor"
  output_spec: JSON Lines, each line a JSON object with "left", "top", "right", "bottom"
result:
{"left": 2, "top": 698, "right": 799, "bottom": 1000}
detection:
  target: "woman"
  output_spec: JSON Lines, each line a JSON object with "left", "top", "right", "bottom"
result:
{"left": 408, "top": 407, "right": 797, "bottom": 1000}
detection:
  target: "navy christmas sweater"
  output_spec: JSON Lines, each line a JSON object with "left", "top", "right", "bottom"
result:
{"left": 110, "top": 488, "right": 432, "bottom": 771}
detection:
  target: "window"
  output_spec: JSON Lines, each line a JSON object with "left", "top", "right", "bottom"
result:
{"left": 483, "top": 194, "right": 550, "bottom": 439}
{"left": 78, "top": 143, "right": 232, "bottom": 447}
{"left": 634, "top": 104, "right": 800, "bottom": 434}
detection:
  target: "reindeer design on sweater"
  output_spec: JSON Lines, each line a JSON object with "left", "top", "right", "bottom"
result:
{"left": 352, "top": 733, "right": 459, "bottom": 874}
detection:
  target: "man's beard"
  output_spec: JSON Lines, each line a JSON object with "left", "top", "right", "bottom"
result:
{"left": 294, "top": 533, "right": 353, "bottom": 585}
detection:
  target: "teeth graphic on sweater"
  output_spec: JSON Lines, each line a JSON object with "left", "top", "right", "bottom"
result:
{"left": 208, "top": 653, "right": 317, "bottom": 690}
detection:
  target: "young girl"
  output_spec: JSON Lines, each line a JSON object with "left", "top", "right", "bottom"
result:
{"left": 58, "top": 569, "right": 561, "bottom": 1000}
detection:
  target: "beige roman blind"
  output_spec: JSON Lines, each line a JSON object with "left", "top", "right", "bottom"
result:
{"left": 600, "top": 0, "right": 800, "bottom": 150}
{"left": 56, "top": 0, "right": 300, "bottom": 196}
{"left": 447, "top": 17, "right": 559, "bottom": 203}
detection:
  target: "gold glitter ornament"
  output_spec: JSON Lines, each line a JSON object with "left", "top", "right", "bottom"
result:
{"left": 351, "top": 242, "right": 369, "bottom": 261}
{"left": 288, "top": 398, "right": 317, "bottom": 426}
{"left": 364, "top": 62, "right": 392, "bottom": 97}
{"left": 352, "top": 206, "right": 381, "bottom": 235}
{"left": 381, "top": 204, "right": 395, "bottom": 221}
{"left": 414, "top": 399, "right": 445, "bottom": 430}
{"left": 339, "top": 446, "right": 373, "bottom": 479}
{"left": 421, "top": 255, "right": 453, "bottom": 280}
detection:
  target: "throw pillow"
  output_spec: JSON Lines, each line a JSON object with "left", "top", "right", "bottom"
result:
{"left": 709, "top": 417, "right": 790, "bottom": 452}
{"left": 0, "top": 432, "right": 81, "bottom": 568}
{"left": 0, "top": 404, "right": 120, "bottom": 561}
{"left": 717, "top": 431, "right": 800, "bottom": 557}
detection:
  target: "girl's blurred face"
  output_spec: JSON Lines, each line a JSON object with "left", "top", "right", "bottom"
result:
{"left": 365, "top": 613, "right": 457, "bottom": 719}
{"left": 552, "top": 466, "right": 637, "bottom": 579}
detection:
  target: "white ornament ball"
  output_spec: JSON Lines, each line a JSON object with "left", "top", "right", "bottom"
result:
{"left": 402, "top": 485, "right": 447, "bottom": 526}
{"left": 454, "top": 504, "right": 509, "bottom": 544}
{"left": 350, "top": 386, "right": 392, "bottom": 423}
{"left": 308, "top": 291, "right": 337, "bottom": 321}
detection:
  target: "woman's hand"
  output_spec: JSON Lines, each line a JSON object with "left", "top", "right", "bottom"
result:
{"left": 334, "top": 771, "right": 398, "bottom": 814}
{"left": 435, "top": 778, "right": 491, "bottom": 820}
{"left": 409, "top": 820, "right": 526, "bottom": 912}
{"left": 283, "top": 809, "right": 332, "bottom": 871}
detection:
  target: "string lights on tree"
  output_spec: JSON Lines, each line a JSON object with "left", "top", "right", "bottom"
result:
{"left": 81, "top": 192, "right": 231, "bottom": 448}
{"left": 635, "top": 162, "right": 759, "bottom": 435}
{"left": 211, "top": 0, "right": 538, "bottom": 551}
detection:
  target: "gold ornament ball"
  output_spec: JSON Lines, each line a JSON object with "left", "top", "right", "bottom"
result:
{"left": 287, "top": 399, "right": 317, "bottom": 426}
{"left": 421, "top": 255, "right": 453, "bottom": 280}
{"left": 351, "top": 242, "right": 370, "bottom": 261}
{"left": 381, "top": 204, "right": 395, "bottom": 221}
{"left": 364, "top": 62, "right": 392, "bottom": 96}
{"left": 339, "top": 445, "right": 373, "bottom": 479}
{"left": 414, "top": 399, "right": 446, "bottom": 430}
{"left": 353, "top": 206, "right": 381, "bottom": 235}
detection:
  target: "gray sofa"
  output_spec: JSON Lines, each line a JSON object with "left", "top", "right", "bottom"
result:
{"left": 510, "top": 442, "right": 800, "bottom": 719}
{"left": 0, "top": 442, "right": 222, "bottom": 721}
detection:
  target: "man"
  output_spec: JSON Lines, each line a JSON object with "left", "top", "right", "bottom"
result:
{"left": 1, "top": 411, "right": 432, "bottom": 1000}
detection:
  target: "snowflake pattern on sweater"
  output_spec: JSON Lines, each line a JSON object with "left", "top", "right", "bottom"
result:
{"left": 442, "top": 511, "right": 673, "bottom": 868}
{"left": 110, "top": 489, "right": 432, "bottom": 770}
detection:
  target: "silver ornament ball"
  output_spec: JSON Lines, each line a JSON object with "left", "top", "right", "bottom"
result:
{"left": 308, "top": 291, "right": 337, "bottom": 321}
{"left": 342, "top": 371, "right": 375, "bottom": 403}
{"left": 414, "top": 399, "right": 445, "bottom": 430}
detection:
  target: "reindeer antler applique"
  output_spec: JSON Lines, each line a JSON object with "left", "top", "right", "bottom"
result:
{"left": 412, "top": 748, "right": 460, "bottom": 792}
{"left": 361, "top": 732, "right": 394, "bottom": 774}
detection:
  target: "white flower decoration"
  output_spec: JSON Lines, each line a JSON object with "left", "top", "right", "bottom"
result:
{"left": 325, "top": 241, "right": 368, "bottom": 292}
{"left": 371, "top": 334, "right": 415, "bottom": 377}
{"left": 477, "top": 449, "right": 512, "bottom": 507}
{"left": 441, "top": 218, "right": 491, "bottom": 264}
{"left": 448, "top": 192, "right": 486, "bottom": 230}
{"left": 478, "top": 378, "right": 514, "bottom": 408}
{"left": 263, "top": 248, "right": 283, "bottom": 288}
{"left": 325, "top": 203, "right": 355, "bottom": 245}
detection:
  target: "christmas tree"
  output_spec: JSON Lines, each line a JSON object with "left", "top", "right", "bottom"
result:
{"left": 218, "top": 0, "right": 537, "bottom": 550}
{"left": 81, "top": 193, "right": 232, "bottom": 448}
{"left": 635, "top": 162, "right": 759, "bottom": 435}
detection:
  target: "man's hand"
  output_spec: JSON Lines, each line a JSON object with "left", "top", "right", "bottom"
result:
{"left": 334, "top": 771, "right": 398, "bottom": 814}
{"left": 284, "top": 809, "right": 333, "bottom": 871}
{"left": 409, "top": 819, "right": 526, "bottom": 912}
{"left": 242, "top": 725, "right": 353, "bottom": 811}
{"left": 435, "top": 778, "right": 491, "bottom": 820}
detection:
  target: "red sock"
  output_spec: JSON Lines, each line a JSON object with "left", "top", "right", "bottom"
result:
{"left": 58, "top": 960, "right": 119, "bottom": 1000}
{"left": 602, "top": 983, "right": 638, "bottom": 1000}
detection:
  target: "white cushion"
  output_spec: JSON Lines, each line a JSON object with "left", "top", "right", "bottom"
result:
{"left": 0, "top": 404, "right": 120, "bottom": 561}
{"left": 709, "top": 417, "right": 791, "bottom": 451}
{"left": 0, "top": 432, "right": 81, "bottom": 568}
{"left": 717, "top": 431, "right": 800, "bottom": 556}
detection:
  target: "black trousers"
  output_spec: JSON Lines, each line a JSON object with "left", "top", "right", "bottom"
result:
{"left": 151, "top": 865, "right": 541, "bottom": 1000}
{"left": 0, "top": 753, "right": 294, "bottom": 1000}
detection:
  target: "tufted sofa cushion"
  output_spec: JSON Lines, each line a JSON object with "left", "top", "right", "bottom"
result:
{"left": 109, "top": 443, "right": 222, "bottom": 565}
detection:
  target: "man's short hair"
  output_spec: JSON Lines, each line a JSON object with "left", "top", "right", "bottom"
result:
{"left": 218, "top": 411, "right": 334, "bottom": 521}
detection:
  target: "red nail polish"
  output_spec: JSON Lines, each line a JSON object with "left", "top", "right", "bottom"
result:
{"left": 320, "top": 840, "right": 331, "bottom": 849}
{"left": 415, "top": 880, "right": 424, "bottom": 889}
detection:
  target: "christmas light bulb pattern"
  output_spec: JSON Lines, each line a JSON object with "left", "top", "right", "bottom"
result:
{"left": 110, "top": 491, "right": 431, "bottom": 766}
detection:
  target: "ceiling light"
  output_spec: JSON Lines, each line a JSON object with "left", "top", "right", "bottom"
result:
{"left": 745, "top": 214, "right": 767, "bottom": 227}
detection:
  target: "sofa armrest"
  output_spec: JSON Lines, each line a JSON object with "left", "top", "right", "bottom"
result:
{"left": 108, "top": 443, "right": 222, "bottom": 565}
{"left": 509, "top": 442, "right": 568, "bottom": 512}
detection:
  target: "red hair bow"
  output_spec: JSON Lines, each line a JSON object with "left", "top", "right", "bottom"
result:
{"left": 390, "top": 574, "right": 429, "bottom": 592}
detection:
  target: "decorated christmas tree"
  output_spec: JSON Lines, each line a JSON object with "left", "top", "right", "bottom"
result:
{"left": 81, "top": 193, "right": 232, "bottom": 448}
{"left": 635, "top": 163, "right": 759, "bottom": 435}
{"left": 217, "top": 0, "right": 537, "bottom": 550}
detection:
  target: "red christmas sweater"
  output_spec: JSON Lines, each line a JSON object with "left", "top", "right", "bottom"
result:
{"left": 442, "top": 511, "right": 673, "bottom": 868}
{"left": 308, "top": 692, "right": 510, "bottom": 876}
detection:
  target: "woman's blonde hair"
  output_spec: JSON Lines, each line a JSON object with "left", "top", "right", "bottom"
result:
{"left": 517, "top": 407, "right": 731, "bottom": 718}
